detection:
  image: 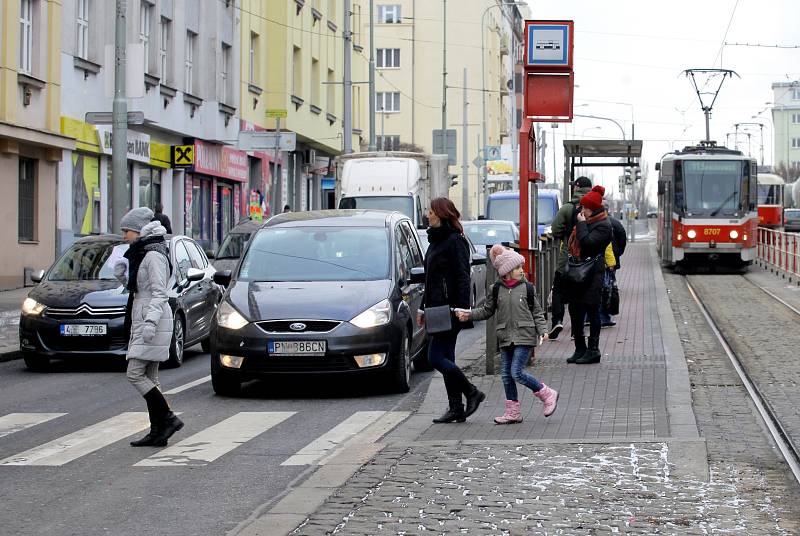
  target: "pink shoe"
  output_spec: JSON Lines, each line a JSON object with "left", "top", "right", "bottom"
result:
{"left": 493, "top": 400, "right": 522, "bottom": 424}
{"left": 535, "top": 385, "right": 558, "bottom": 417}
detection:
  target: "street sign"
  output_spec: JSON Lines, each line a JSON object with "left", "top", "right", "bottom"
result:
{"left": 172, "top": 145, "right": 195, "bottom": 167}
{"left": 85, "top": 111, "right": 145, "bottom": 125}
{"left": 265, "top": 109, "right": 288, "bottom": 119}
{"left": 472, "top": 156, "right": 483, "bottom": 169}
{"left": 485, "top": 146, "right": 501, "bottom": 160}
{"left": 432, "top": 129, "right": 457, "bottom": 165}
{"left": 238, "top": 131, "right": 297, "bottom": 152}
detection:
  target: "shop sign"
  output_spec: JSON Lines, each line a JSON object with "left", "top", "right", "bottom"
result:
{"left": 95, "top": 126, "right": 151, "bottom": 163}
{"left": 193, "top": 140, "right": 248, "bottom": 182}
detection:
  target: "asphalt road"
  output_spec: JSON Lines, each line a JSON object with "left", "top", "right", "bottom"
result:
{"left": 0, "top": 323, "right": 485, "bottom": 536}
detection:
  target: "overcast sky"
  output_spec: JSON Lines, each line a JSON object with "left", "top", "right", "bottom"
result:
{"left": 526, "top": 0, "right": 800, "bottom": 200}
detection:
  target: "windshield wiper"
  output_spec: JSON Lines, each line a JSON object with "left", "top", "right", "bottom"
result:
{"left": 710, "top": 191, "right": 737, "bottom": 217}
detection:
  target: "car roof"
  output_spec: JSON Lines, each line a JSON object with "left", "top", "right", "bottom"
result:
{"left": 228, "top": 218, "right": 264, "bottom": 233}
{"left": 264, "top": 209, "right": 406, "bottom": 228}
{"left": 463, "top": 220, "right": 516, "bottom": 226}
{"left": 487, "top": 190, "right": 519, "bottom": 199}
{"left": 71, "top": 234, "right": 193, "bottom": 245}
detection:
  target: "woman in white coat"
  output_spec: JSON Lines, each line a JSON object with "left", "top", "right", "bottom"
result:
{"left": 116, "top": 207, "right": 184, "bottom": 447}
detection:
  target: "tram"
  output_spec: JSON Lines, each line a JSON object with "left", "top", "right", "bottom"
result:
{"left": 656, "top": 142, "right": 758, "bottom": 267}
{"left": 756, "top": 173, "right": 785, "bottom": 228}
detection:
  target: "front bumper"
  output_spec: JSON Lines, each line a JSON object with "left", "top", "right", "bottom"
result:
{"left": 19, "top": 314, "right": 127, "bottom": 357}
{"left": 211, "top": 320, "right": 401, "bottom": 377}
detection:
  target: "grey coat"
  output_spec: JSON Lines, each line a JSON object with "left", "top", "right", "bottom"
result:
{"left": 469, "top": 279, "right": 547, "bottom": 348}
{"left": 116, "top": 222, "right": 173, "bottom": 362}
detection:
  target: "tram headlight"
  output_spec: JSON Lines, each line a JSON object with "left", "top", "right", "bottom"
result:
{"left": 677, "top": 233, "right": 683, "bottom": 241}
{"left": 686, "top": 229, "right": 697, "bottom": 239}
{"left": 729, "top": 230, "right": 739, "bottom": 240}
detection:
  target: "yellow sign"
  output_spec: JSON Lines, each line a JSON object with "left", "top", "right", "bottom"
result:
{"left": 265, "top": 109, "right": 288, "bottom": 118}
{"left": 173, "top": 145, "right": 194, "bottom": 166}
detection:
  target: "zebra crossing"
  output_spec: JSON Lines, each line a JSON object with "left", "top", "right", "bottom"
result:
{"left": 0, "top": 409, "right": 409, "bottom": 468}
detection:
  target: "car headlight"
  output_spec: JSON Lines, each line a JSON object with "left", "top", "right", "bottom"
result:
{"left": 729, "top": 230, "right": 739, "bottom": 239}
{"left": 216, "top": 301, "right": 249, "bottom": 330}
{"left": 686, "top": 229, "right": 697, "bottom": 239}
{"left": 350, "top": 299, "right": 392, "bottom": 329}
{"left": 21, "top": 298, "right": 45, "bottom": 317}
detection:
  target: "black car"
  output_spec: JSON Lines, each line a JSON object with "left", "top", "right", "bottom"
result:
{"left": 20, "top": 234, "right": 221, "bottom": 370}
{"left": 212, "top": 218, "right": 263, "bottom": 273}
{"left": 785, "top": 209, "right": 800, "bottom": 232}
{"left": 210, "top": 210, "right": 432, "bottom": 396}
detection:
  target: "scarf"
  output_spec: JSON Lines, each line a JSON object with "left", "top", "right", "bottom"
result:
{"left": 123, "top": 234, "right": 170, "bottom": 293}
{"left": 426, "top": 222, "right": 457, "bottom": 244}
{"left": 568, "top": 210, "right": 608, "bottom": 260}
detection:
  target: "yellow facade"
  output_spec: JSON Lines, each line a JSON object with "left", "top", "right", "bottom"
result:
{"left": 240, "top": 0, "right": 366, "bottom": 154}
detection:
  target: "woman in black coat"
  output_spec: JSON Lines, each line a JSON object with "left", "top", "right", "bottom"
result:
{"left": 565, "top": 186, "right": 612, "bottom": 365}
{"left": 417, "top": 197, "right": 485, "bottom": 423}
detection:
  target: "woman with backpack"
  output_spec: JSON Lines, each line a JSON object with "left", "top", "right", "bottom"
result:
{"left": 456, "top": 245, "right": 558, "bottom": 423}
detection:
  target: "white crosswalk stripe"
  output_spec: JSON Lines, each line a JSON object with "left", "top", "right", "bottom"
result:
{"left": 282, "top": 410, "right": 409, "bottom": 466}
{"left": 0, "top": 412, "right": 150, "bottom": 466}
{"left": 134, "top": 412, "right": 295, "bottom": 467}
{"left": 0, "top": 413, "right": 66, "bottom": 439}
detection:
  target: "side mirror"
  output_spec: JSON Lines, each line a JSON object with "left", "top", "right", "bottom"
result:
{"left": 30, "top": 270, "right": 45, "bottom": 284}
{"left": 213, "top": 270, "right": 233, "bottom": 287}
{"left": 205, "top": 249, "right": 216, "bottom": 259}
{"left": 186, "top": 268, "right": 205, "bottom": 282}
{"left": 658, "top": 180, "right": 666, "bottom": 195}
{"left": 471, "top": 253, "right": 486, "bottom": 266}
{"left": 409, "top": 266, "right": 425, "bottom": 284}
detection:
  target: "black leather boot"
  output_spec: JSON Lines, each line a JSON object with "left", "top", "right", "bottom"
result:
{"left": 152, "top": 412, "right": 185, "bottom": 446}
{"left": 432, "top": 405, "right": 466, "bottom": 423}
{"left": 465, "top": 387, "right": 486, "bottom": 418}
{"left": 567, "top": 337, "right": 587, "bottom": 363}
{"left": 576, "top": 336, "right": 601, "bottom": 364}
{"left": 130, "top": 390, "right": 161, "bottom": 447}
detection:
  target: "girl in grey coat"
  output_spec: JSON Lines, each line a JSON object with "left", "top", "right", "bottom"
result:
{"left": 457, "top": 245, "right": 559, "bottom": 424}
{"left": 116, "top": 207, "right": 184, "bottom": 447}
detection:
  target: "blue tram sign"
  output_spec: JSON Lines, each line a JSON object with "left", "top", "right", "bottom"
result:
{"left": 526, "top": 21, "right": 573, "bottom": 69}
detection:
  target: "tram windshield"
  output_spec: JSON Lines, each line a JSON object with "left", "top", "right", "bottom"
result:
{"left": 676, "top": 160, "right": 750, "bottom": 216}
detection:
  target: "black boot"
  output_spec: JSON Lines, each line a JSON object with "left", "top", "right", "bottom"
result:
{"left": 432, "top": 405, "right": 466, "bottom": 423}
{"left": 448, "top": 367, "right": 485, "bottom": 419}
{"left": 464, "top": 387, "right": 486, "bottom": 418}
{"left": 143, "top": 387, "right": 184, "bottom": 446}
{"left": 567, "top": 337, "right": 587, "bottom": 363}
{"left": 130, "top": 391, "right": 161, "bottom": 447}
{"left": 433, "top": 372, "right": 467, "bottom": 423}
{"left": 576, "top": 336, "right": 601, "bottom": 364}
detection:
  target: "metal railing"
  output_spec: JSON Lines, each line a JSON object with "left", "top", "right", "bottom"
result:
{"left": 757, "top": 228, "right": 800, "bottom": 281}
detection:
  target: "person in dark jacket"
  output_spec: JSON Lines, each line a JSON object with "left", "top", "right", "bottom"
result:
{"left": 152, "top": 203, "right": 172, "bottom": 235}
{"left": 417, "top": 197, "right": 485, "bottom": 423}
{"left": 565, "top": 186, "right": 612, "bottom": 364}
{"left": 599, "top": 202, "right": 627, "bottom": 327}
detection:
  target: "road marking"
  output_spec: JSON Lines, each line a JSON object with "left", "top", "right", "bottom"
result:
{"left": 0, "top": 413, "right": 66, "bottom": 439}
{"left": 318, "top": 411, "right": 409, "bottom": 465}
{"left": 0, "top": 412, "right": 149, "bottom": 466}
{"left": 134, "top": 412, "right": 295, "bottom": 467}
{"left": 163, "top": 375, "right": 211, "bottom": 395}
{"left": 282, "top": 411, "right": 407, "bottom": 466}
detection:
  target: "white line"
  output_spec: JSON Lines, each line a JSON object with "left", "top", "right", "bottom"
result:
{"left": 134, "top": 412, "right": 295, "bottom": 467}
{"left": 163, "top": 375, "right": 211, "bottom": 395}
{"left": 0, "top": 413, "right": 66, "bottom": 439}
{"left": 0, "top": 412, "right": 149, "bottom": 466}
{"left": 318, "top": 411, "right": 409, "bottom": 465}
{"left": 281, "top": 411, "right": 397, "bottom": 466}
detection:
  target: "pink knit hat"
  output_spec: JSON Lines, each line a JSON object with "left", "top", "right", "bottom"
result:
{"left": 490, "top": 244, "right": 525, "bottom": 277}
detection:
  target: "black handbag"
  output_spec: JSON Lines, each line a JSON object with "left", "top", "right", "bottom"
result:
{"left": 564, "top": 255, "right": 599, "bottom": 285}
{"left": 424, "top": 305, "right": 453, "bottom": 334}
{"left": 608, "top": 284, "right": 620, "bottom": 315}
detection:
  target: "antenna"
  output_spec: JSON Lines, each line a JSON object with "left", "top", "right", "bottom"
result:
{"left": 682, "top": 68, "right": 740, "bottom": 142}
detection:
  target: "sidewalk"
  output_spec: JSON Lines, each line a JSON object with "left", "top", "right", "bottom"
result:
{"left": 0, "top": 287, "right": 27, "bottom": 361}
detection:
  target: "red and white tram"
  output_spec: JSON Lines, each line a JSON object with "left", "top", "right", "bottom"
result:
{"left": 656, "top": 142, "right": 758, "bottom": 268}
{"left": 756, "top": 173, "right": 785, "bottom": 228}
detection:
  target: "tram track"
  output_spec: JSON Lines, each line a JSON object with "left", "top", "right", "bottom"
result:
{"left": 684, "top": 274, "right": 800, "bottom": 486}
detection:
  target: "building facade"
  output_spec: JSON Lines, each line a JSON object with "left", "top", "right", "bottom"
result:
{"left": 1, "top": 0, "right": 76, "bottom": 289}
{"left": 771, "top": 82, "right": 800, "bottom": 177}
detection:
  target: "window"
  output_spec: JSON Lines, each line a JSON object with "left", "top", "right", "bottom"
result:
{"left": 311, "top": 58, "right": 320, "bottom": 105}
{"left": 19, "top": 0, "right": 33, "bottom": 74}
{"left": 792, "top": 138, "right": 800, "bottom": 149}
{"left": 173, "top": 241, "right": 192, "bottom": 280}
{"left": 138, "top": 168, "right": 161, "bottom": 209}
{"left": 139, "top": 1, "right": 153, "bottom": 73}
{"left": 327, "top": 68, "right": 335, "bottom": 114}
{"left": 376, "top": 48, "right": 400, "bottom": 68}
{"left": 159, "top": 17, "right": 170, "bottom": 82}
{"left": 292, "top": 46, "right": 302, "bottom": 96}
{"left": 220, "top": 43, "right": 231, "bottom": 103}
{"left": 793, "top": 89, "right": 800, "bottom": 100}
{"left": 377, "top": 135, "right": 400, "bottom": 151}
{"left": 76, "top": 0, "right": 89, "bottom": 60}
{"left": 186, "top": 241, "right": 208, "bottom": 269}
{"left": 793, "top": 113, "right": 800, "bottom": 124}
{"left": 18, "top": 158, "right": 36, "bottom": 242}
{"left": 395, "top": 227, "right": 414, "bottom": 281}
{"left": 249, "top": 32, "right": 258, "bottom": 84}
{"left": 376, "top": 92, "right": 400, "bottom": 112}
{"left": 185, "top": 31, "right": 195, "bottom": 94}
{"left": 378, "top": 4, "right": 401, "bottom": 23}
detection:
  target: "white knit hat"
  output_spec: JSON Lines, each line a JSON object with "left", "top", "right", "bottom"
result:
{"left": 490, "top": 244, "right": 525, "bottom": 277}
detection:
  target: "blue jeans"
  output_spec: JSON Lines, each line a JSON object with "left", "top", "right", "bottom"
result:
{"left": 499, "top": 345, "right": 543, "bottom": 401}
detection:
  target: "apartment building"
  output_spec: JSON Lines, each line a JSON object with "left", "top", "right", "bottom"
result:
{"left": 0, "top": 0, "right": 76, "bottom": 289}
{"left": 771, "top": 82, "right": 800, "bottom": 175}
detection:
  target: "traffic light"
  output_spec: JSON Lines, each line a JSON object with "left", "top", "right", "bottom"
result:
{"left": 635, "top": 168, "right": 642, "bottom": 181}
{"left": 624, "top": 167, "right": 632, "bottom": 186}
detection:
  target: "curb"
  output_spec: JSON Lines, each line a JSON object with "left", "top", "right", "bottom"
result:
{"left": 0, "top": 349, "right": 20, "bottom": 363}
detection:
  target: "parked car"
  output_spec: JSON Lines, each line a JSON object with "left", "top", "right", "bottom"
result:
{"left": 416, "top": 230, "right": 487, "bottom": 308}
{"left": 462, "top": 220, "right": 519, "bottom": 248}
{"left": 484, "top": 189, "right": 560, "bottom": 236}
{"left": 211, "top": 210, "right": 452, "bottom": 396}
{"left": 19, "top": 234, "right": 222, "bottom": 371}
{"left": 212, "top": 218, "right": 264, "bottom": 273}
{"left": 785, "top": 208, "right": 800, "bottom": 232}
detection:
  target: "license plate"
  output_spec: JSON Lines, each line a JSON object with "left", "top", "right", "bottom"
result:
{"left": 60, "top": 324, "right": 107, "bottom": 336}
{"left": 268, "top": 340, "right": 326, "bottom": 356}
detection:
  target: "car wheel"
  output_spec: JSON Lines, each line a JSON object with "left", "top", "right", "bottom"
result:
{"left": 23, "top": 352, "right": 49, "bottom": 372}
{"left": 412, "top": 339, "right": 433, "bottom": 372}
{"left": 211, "top": 365, "right": 242, "bottom": 397}
{"left": 200, "top": 337, "right": 211, "bottom": 353}
{"left": 387, "top": 331, "right": 411, "bottom": 393}
{"left": 165, "top": 313, "right": 185, "bottom": 368}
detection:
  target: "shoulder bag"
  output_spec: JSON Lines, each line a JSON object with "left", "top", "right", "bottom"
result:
{"left": 564, "top": 255, "right": 599, "bottom": 285}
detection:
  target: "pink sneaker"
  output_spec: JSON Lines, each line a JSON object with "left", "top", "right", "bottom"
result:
{"left": 493, "top": 400, "right": 522, "bottom": 424}
{"left": 534, "top": 385, "right": 558, "bottom": 417}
